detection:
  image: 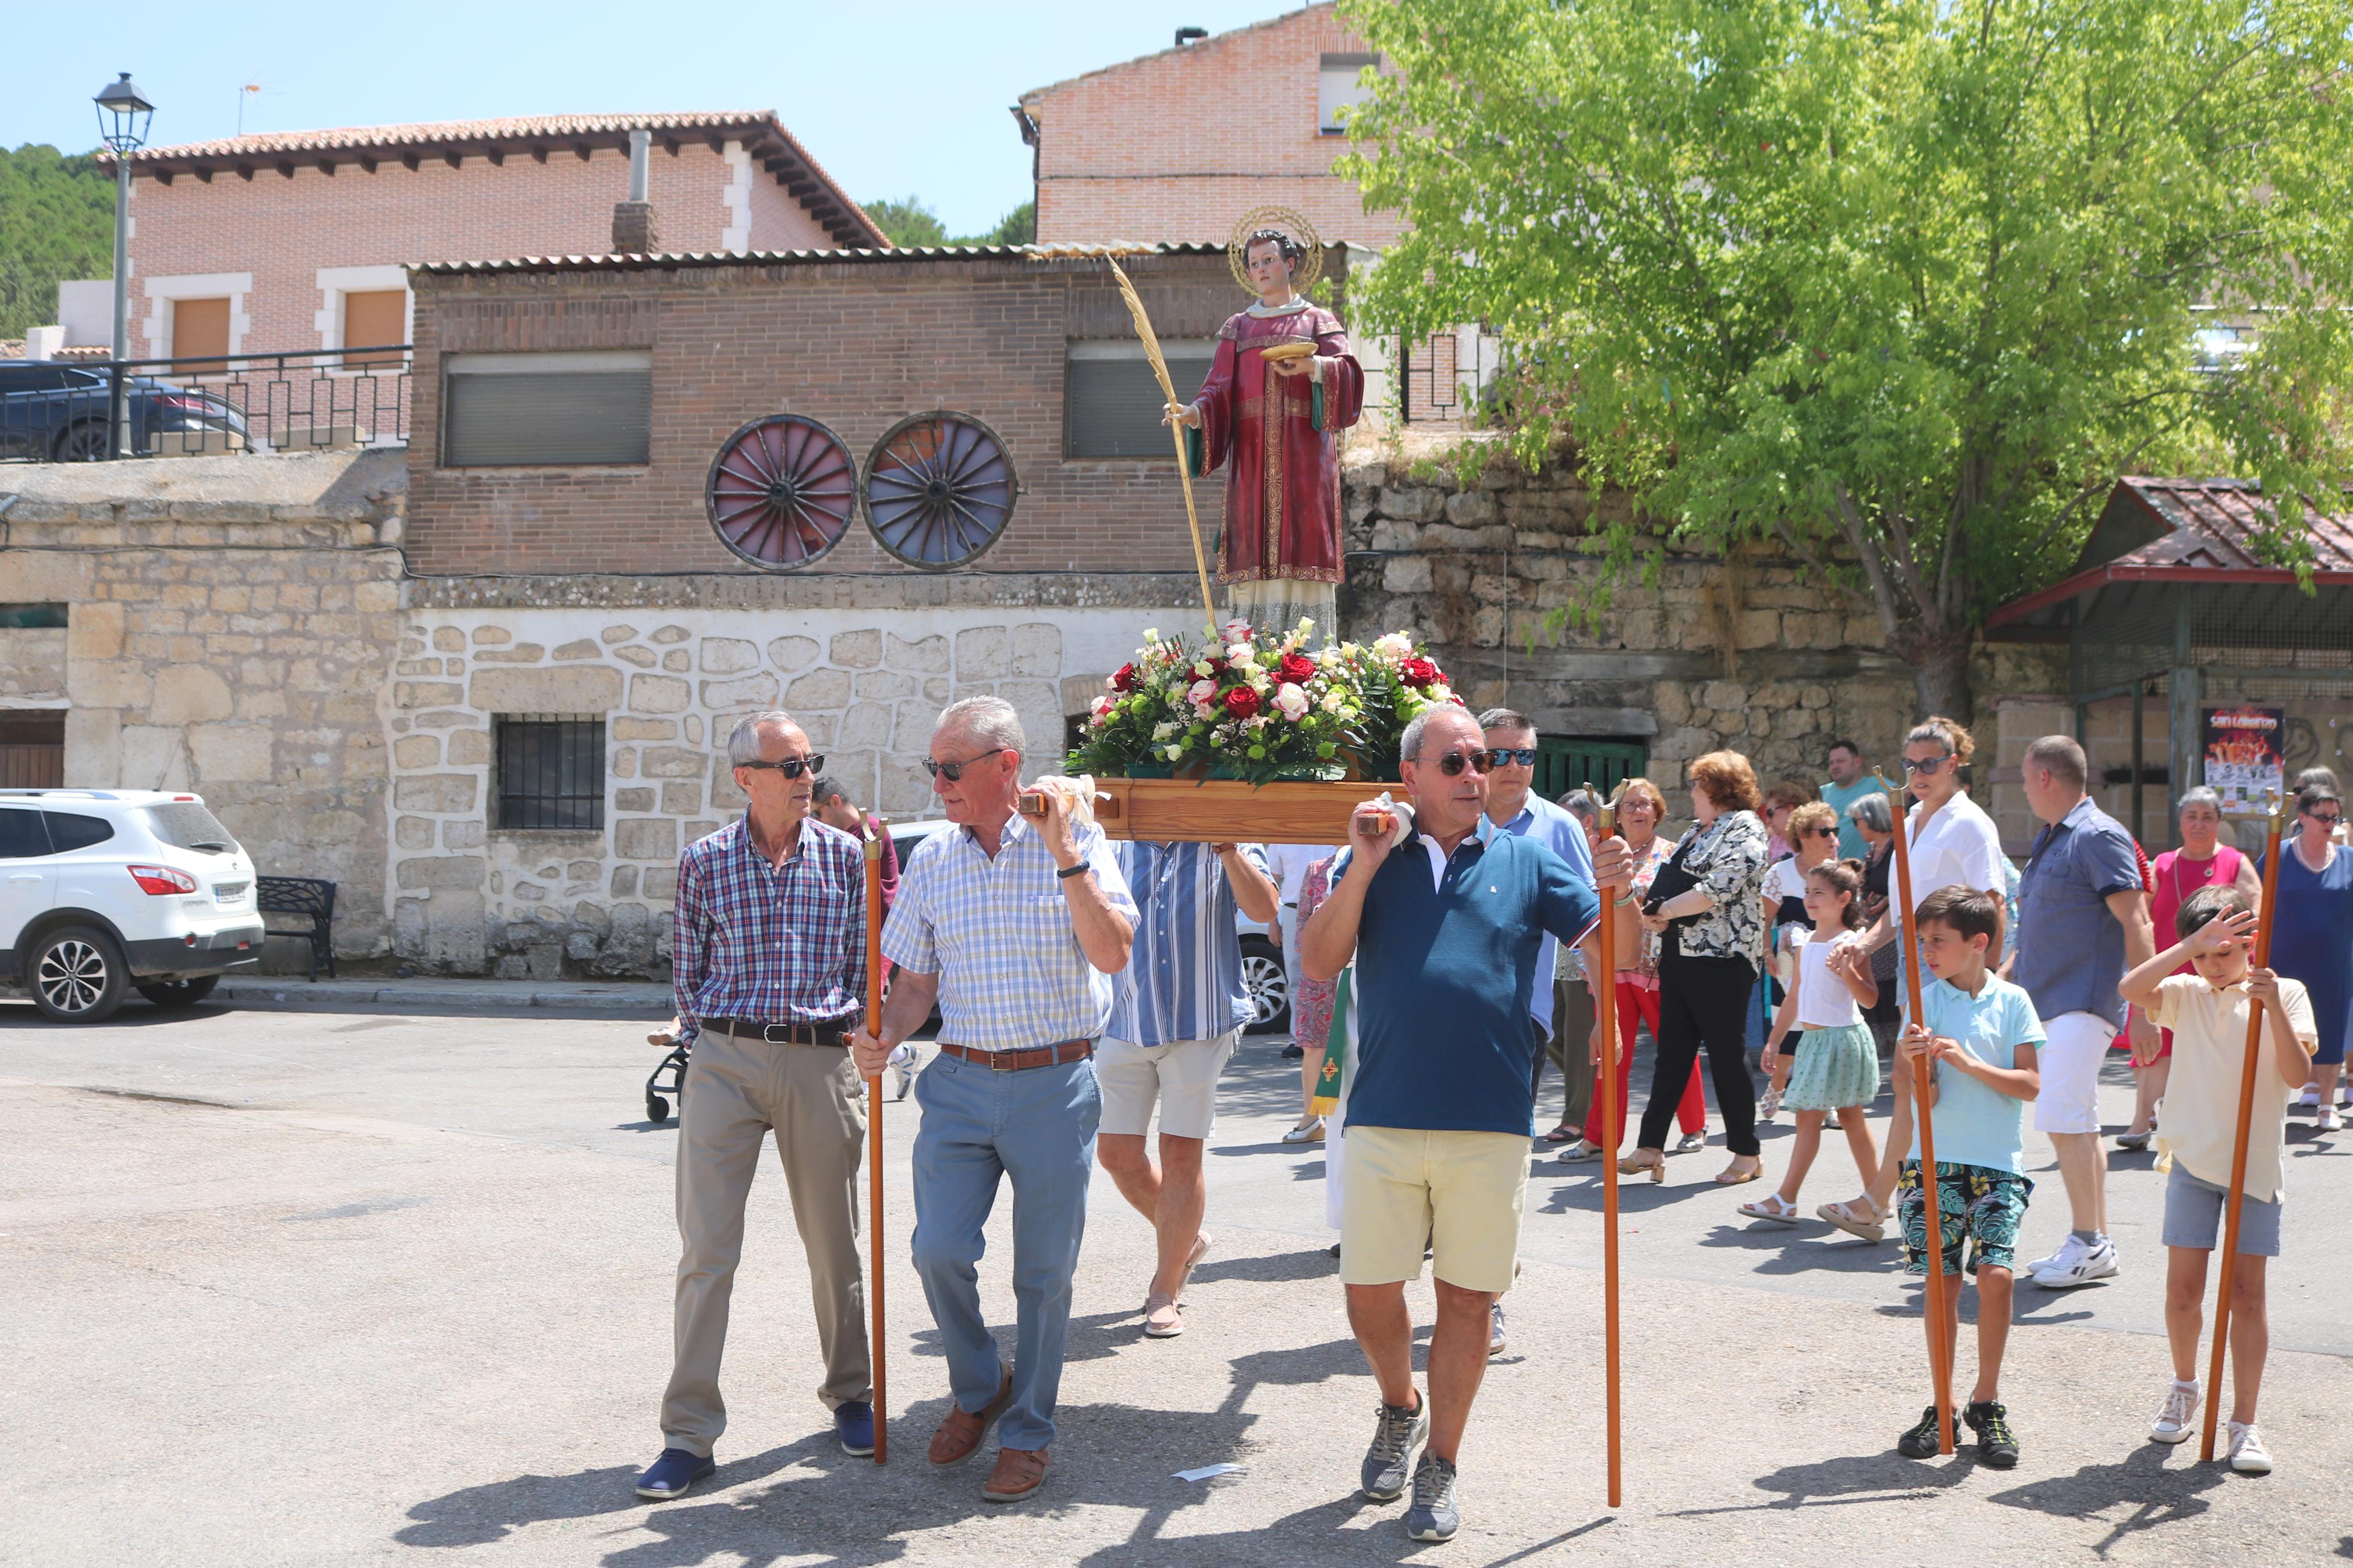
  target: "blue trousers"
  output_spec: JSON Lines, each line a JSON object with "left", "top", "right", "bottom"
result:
{"left": 908, "top": 1051, "right": 1101, "bottom": 1451}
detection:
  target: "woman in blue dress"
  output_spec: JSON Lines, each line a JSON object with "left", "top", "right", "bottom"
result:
{"left": 2256, "top": 783, "right": 2353, "bottom": 1130}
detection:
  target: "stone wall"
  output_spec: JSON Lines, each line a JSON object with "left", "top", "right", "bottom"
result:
{"left": 0, "top": 449, "right": 406, "bottom": 959}
{"left": 386, "top": 574, "right": 1199, "bottom": 978}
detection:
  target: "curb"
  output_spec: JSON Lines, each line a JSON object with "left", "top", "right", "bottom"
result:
{"left": 215, "top": 979, "right": 670, "bottom": 1013}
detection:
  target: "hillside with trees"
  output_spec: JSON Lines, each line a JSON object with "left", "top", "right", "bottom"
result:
{"left": 0, "top": 145, "right": 113, "bottom": 341}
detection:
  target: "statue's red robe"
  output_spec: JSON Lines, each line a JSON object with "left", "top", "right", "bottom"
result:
{"left": 1185, "top": 300, "right": 1365, "bottom": 589}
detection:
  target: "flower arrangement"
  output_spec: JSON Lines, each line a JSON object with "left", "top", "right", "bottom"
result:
{"left": 1067, "top": 619, "right": 1458, "bottom": 784}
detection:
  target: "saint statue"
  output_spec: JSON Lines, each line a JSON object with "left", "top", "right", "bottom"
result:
{"left": 1168, "top": 215, "right": 1363, "bottom": 641}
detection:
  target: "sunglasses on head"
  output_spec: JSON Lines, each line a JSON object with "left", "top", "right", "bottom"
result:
{"left": 1901, "top": 754, "right": 1950, "bottom": 775}
{"left": 923, "top": 747, "right": 1008, "bottom": 782}
{"left": 739, "top": 754, "right": 824, "bottom": 778}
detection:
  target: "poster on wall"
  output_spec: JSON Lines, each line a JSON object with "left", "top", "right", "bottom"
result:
{"left": 2203, "top": 705, "right": 2286, "bottom": 811}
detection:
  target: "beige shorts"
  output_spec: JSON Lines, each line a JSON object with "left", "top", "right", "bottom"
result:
{"left": 1339, "top": 1124, "right": 1529, "bottom": 1295}
{"left": 1096, "top": 1032, "right": 1237, "bottom": 1140}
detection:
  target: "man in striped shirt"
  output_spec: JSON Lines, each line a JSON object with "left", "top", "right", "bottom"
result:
{"left": 1097, "top": 838, "right": 1279, "bottom": 1339}
{"left": 851, "top": 696, "right": 1136, "bottom": 1505}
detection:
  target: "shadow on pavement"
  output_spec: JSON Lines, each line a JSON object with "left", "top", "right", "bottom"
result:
{"left": 394, "top": 1440, "right": 819, "bottom": 1549}
{"left": 1188, "top": 1247, "right": 1336, "bottom": 1286}
{"left": 1691, "top": 1221, "right": 1900, "bottom": 1278}
{"left": 1669, "top": 1449, "right": 1975, "bottom": 1517}
{"left": 1986, "top": 1443, "right": 2227, "bottom": 1558}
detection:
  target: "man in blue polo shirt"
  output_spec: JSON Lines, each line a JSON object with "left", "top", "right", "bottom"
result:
{"left": 1302, "top": 703, "right": 1627, "bottom": 1544}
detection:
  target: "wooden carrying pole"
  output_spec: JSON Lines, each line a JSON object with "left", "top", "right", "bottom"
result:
{"left": 1589, "top": 781, "right": 1624, "bottom": 1509}
{"left": 2199, "top": 797, "right": 2288, "bottom": 1462}
{"left": 861, "top": 829, "right": 889, "bottom": 1464}
{"left": 1883, "top": 770, "right": 1955, "bottom": 1456}
{"left": 1108, "top": 256, "right": 1220, "bottom": 639}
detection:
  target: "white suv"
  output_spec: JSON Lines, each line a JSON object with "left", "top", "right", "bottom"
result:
{"left": 1, "top": 789, "right": 266, "bottom": 1023}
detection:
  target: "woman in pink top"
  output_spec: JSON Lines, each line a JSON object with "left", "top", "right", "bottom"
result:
{"left": 2123, "top": 788, "right": 2263, "bottom": 1149}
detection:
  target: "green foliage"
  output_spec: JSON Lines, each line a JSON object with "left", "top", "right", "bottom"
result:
{"left": 860, "top": 195, "right": 1036, "bottom": 249}
{"left": 1337, "top": 0, "right": 2353, "bottom": 716}
{"left": 0, "top": 145, "right": 113, "bottom": 340}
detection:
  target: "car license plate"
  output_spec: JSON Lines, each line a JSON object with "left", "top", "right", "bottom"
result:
{"left": 214, "top": 880, "right": 251, "bottom": 905}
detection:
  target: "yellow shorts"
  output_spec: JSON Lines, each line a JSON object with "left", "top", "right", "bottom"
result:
{"left": 1339, "top": 1125, "right": 1528, "bottom": 1295}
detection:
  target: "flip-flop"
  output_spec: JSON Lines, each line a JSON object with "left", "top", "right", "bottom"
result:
{"left": 1817, "top": 1199, "right": 1886, "bottom": 1242}
{"left": 1738, "top": 1193, "right": 1801, "bottom": 1224}
{"left": 1542, "top": 1125, "right": 1578, "bottom": 1144}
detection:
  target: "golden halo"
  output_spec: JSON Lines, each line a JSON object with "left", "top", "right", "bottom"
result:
{"left": 1228, "top": 206, "right": 1325, "bottom": 297}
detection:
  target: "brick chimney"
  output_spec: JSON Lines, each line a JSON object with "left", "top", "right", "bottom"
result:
{"left": 612, "top": 129, "right": 659, "bottom": 254}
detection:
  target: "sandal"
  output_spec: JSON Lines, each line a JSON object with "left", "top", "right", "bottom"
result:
{"left": 1738, "top": 1192, "right": 1801, "bottom": 1224}
{"left": 1617, "top": 1149, "right": 1666, "bottom": 1183}
{"left": 1817, "top": 1197, "right": 1886, "bottom": 1243}
{"left": 2116, "top": 1129, "right": 2152, "bottom": 1151}
{"left": 1673, "top": 1130, "right": 1708, "bottom": 1154}
{"left": 1556, "top": 1139, "right": 1608, "bottom": 1162}
{"left": 1714, "top": 1159, "right": 1763, "bottom": 1186}
{"left": 1542, "top": 1123, "right": 1578, "bottom": 1144}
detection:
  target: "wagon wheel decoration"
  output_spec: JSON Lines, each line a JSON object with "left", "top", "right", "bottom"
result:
{"left": 706, "top": 415, "right": 858, "bottom": 570}
{"left": 863, "top": 411, "right": 1018, "bottom": 571}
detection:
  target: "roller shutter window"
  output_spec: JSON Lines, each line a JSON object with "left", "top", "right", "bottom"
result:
{"left": 1065, "top": 340, "right": 1216, "bottom": 460}
{"left": 442, "top": 350, "right": 652, "bottom": 467}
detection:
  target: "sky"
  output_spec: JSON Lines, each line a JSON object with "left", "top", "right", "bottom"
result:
{"left": 5, "top": 0, "right": 1308, "bottom": 234}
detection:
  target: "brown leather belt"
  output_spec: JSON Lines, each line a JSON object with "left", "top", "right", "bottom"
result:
{"left": 936, "top": 1039, "right": 1095, "bottom": 1072}
{"left": 710, "top": 1018, "right": 851, "bottom": 1047}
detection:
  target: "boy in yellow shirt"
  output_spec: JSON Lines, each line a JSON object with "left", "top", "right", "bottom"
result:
{"left": 2119, "top": 885, "right": 2317, "bottom": 1475}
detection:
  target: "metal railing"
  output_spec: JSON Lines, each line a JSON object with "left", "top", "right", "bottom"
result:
{"left": 0, "top": 345, "right": 411, "bottom": 464}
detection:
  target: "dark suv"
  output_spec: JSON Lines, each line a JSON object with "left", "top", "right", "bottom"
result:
{"left": 0, "top": 361, "right": 248, "bottom": 461}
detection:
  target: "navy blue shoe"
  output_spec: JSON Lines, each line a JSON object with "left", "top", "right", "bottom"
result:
{"left": 836, "top": 1400, "right": 876, "bottom": 1457}
{"left": 635, "top": 1448, "right": 715, "bottom": 1499}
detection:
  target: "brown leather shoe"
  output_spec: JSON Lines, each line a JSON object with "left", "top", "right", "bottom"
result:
{"left": 927, "top": 1364, "right": 1013, "bottom": 1465}
{"left": 981, "top": 1445, "right": 1049, "bottom": 1503}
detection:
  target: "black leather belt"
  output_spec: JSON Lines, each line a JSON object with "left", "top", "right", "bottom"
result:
{"left": 709, "top": 1018, "right": 851, "bottom": 1046}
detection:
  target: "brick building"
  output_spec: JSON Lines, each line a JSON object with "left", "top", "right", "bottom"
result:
{"left": 71, "top": 113, "right": 882, "bottom": 364}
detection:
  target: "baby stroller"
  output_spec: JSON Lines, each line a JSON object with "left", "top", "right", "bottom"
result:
{"left": 644, "top": 1021, "right": 688, "bottom": 1125}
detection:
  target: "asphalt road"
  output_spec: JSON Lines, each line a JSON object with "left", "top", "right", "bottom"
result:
{"left": 3, "top": 993, "right": 2348, "bottom": 1566}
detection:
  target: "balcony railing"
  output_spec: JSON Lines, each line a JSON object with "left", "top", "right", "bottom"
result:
{"left": 0, "top": 346, "right": 411, "bottom": 464}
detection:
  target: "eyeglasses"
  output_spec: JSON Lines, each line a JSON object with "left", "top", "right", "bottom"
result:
{"left": 923, "top": 747, "right": 1009, "bottom": 781}
{"left": 1484, "top": 746, "right": 1538, "bottom": 768}
{"left": 739, "top": 754, "right": 825, "bottom": 778}
{"left": 1901, "top": 755, "right": 1950, "bottom": 775}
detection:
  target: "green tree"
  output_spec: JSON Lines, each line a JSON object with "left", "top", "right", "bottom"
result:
{"left": 0, "top": 144, "right": 113, "bottom": 340}
{"left": 970, "top": 200, "right": 1035, "bottom": 247}
{"left": 1339, "top": 0, "right": 2353, "bottom": 720}
{"left": 861, "top": 195, "right": 949, "bottom": 248}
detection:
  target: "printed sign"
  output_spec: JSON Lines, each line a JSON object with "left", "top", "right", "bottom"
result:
{"left": 2202, "top": 705, "right": 2285, "bottom": 811}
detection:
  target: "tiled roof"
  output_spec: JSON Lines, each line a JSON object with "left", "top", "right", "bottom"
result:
{"left": 108, "top": 111, "right": 883, "bottom": 249}
{"left": 2110, "top": 476, "right": 2353, "bottom": 573}
{"left": 410, "top": 241, "right": 1231, "bottom": 275}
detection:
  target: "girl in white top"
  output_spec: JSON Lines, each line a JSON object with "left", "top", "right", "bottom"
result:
{"left": 1820, "top": 716, "right": 2010, "bottom": 1242}
{"left": 1759, "top": 800, "right": 1844, "bottom": 1120}
{"left": 1742, "top": 861, "right": 1884, "bottom": 1224}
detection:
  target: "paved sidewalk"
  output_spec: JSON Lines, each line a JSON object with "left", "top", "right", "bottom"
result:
{"left": 215, "top": 974, "right": 674, "bottom": 1012}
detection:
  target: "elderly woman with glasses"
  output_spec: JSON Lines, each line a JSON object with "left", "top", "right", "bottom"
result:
{"left": 2254, "top": 784, "right": 2353, "bottom": 1130}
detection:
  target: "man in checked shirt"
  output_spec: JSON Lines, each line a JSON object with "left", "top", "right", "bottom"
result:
{"left": 851, "top": 696, "right": 1137, "bottom": 1505}
{"left": 634, "top": 710, "right": 875, "bottom": 1503}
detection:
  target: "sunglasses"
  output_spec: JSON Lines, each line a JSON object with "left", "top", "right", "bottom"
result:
{"left": 1484, "top": 746, "right": 1538, "bottom": 768}
{"left": 2307, "top": 810, "right": 2343, "bottom": 827}
{"left": 739, "top": 754, "right": 825, "bottom": 778}
{"left": 1422, "top": 748, "right": 1490, "bottom": 777}
{"left": 1901, "top": 755, "right": 1950, "bottom": 775}
{"left": 1804, "top": 825, "right": 1839, "bottom": 839}
{"left": 923, "top": 747, "right": 1009, "bottom": 782}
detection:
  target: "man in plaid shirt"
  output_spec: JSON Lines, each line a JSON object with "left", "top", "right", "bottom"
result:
{"left": 853, "top": 696, "right": 1137, "bottom": 1505}
{"left": 636, "top": 710, "right": 875, "bottom": 1502}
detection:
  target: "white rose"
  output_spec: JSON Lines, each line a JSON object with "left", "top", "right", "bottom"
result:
{"left": 1319, "top": 688, "right": 1346, "bottom": 713}
{"left": 1152, "top": 721, "right": 1176, "bottom": 741}
{"left": 1374, "top": 632, "right": 1413, "bottom": 659}
{"left": 1275, "top": 682, "right": 1310, "bottom": 721}
{"left": 1225, "top": 642, "right": 1254, "bottom": 666}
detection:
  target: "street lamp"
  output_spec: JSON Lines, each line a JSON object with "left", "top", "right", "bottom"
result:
{"left": 94, "top": 73, "right": 153, "bottom": 458}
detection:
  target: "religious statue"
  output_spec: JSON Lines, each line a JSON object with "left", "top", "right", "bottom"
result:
{"left": 1167, "top": 209, "right": 1363, "bottom": 641}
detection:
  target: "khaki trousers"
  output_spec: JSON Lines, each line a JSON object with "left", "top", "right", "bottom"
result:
{"left": 661, "top": 1024, "right": 870, "bottom": 1456}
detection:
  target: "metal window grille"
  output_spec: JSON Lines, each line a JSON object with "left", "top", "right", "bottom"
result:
{"left": 495, "top": 715, "right": 606, "bottom": 831}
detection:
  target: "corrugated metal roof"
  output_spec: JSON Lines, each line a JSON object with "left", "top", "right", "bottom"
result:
{"left": 408, "top": 241, "right": 1233, "bottom": 275}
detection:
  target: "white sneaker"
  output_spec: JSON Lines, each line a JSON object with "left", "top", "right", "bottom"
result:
{"left": 2227, "top": 1421, "right": 2273, "bottom": 1474}
{"left": 888, "top": 1042, "right": 918, "bottom": 1101}
{"left": 2149, "top": 1380, "right": 2199, "bottom": 1444}
{"left": 2025, "top": 1232, "right": 2089, "bottom": 1278}
{"left": 2297, "top": 1085, "right": 2321, "bottom": 1108}
{"left": 2321, "top": 1108, "right": 2344, "bottom": 1132}
{"left": 2033, "top": 1236, "right": 2120, "bottom": 1288}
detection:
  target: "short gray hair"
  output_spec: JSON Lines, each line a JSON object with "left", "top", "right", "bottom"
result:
{"left": 1477, "top": 706, "right": 1535, "bottom": 737}
{"left": 2024, "top": 734, "right": 2088, "bottom": 792}
{"left": 1559, "top": 787, "right": 1602, "bottom": 824}
{"left": 727, "top": 710, "right": 801, "bottom": 766}
{"left": 936, "top": 695, "right": 1024, "bottom": 754}
{"left": 1400, "top": 703, "right": 1476, "bottom": 763}
{"left": 1846, "top": 791, "right": 1893, "bottom": 834}
{"left": 2178, "top": 785, "right": 2224, "bottom": 816}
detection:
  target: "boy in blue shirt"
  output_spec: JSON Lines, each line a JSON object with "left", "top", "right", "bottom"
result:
{"left": 1894, "top": 886, "right": 2045, "bottom": 1469}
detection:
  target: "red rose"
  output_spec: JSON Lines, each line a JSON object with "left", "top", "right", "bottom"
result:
{"left": 1278, "top": 653, "right": 1316, "bottom": 686}
{"left": 1224, "top": 685, "right": 1262, "bottom": 720}
{"left": 1400, "top": 656, "right": 1440, "bottom": 686}
{"left": 1112, "top": 662, "right": 1137, "bottom": 692}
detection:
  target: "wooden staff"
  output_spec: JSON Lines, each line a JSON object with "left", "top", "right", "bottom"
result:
{"left": 1108, "top": 257, "right": 1219, "bottom": 639}
{"left": 1589, "top": 780, "right": 1625, "bottom": 1509}
{"left": 2199, "top": 794, "right": 2288, "bottom": 1462}
{"left": 1882, "top": 769, "right": 1954, "bottom": 1457}
{"left": 861, "top": 826, "right": 889, "bottom": 1464}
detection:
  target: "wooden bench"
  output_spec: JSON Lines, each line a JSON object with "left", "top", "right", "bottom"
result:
{"left": 255, "top": 876, "right": 338, "bottom": 980}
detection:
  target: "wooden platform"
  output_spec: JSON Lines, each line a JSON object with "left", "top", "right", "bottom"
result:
{"left": 1085, "top": 776, "right": 1378, "bottom": 843}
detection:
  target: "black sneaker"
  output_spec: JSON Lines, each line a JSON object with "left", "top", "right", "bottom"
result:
{"left": 1404, "top": 1451, "right": 1460, "bottom": 1542}
{"left": 1965, "top": 1400, "right": 2019, "bottom": 1469}
{"left": 1896, "top": 1405, "right": 1944, "bottom": 1459}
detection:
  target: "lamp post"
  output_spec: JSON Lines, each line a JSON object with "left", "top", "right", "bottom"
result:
{"left": 94, "top": 73, "right": 154, "bottom": 459}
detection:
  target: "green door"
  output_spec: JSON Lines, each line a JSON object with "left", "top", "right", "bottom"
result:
{"left": 1535, "top": 737, "right": 1649, "bottom": 802}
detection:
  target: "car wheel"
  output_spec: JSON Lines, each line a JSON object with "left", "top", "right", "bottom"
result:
{"left": 29, "top": 925, "right": 129, "bottom": 1023}
{"left": 51, "top": 420, "right": 111, "bottom": 463}
{"left": 137, "top": 975, "right": 222, "bottom": 1009}
{"left": 1239, "top": 936, "right": 1291, "bottom": 1035}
